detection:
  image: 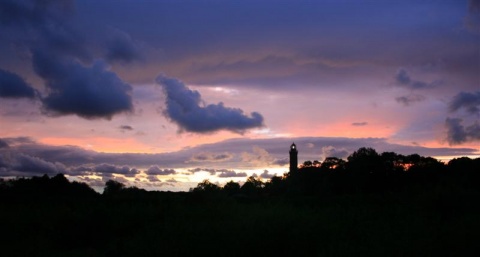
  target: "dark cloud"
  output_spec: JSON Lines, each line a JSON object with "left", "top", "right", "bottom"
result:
{"left": 146, "top": 175, "right": 161, "bottom": 182}
{"left": 189, "top": 152, "right": 233, "bottom": 162}
{"left": 445, "top": 118, "right": 480, "bottom": 145}
{"left": 0, "top": 0, "right": 89, "bottom": 61}
{"left": 272, "top": 158, "right": 289, "bottom": 166}
{"left": 0, "top": 151, "right": 67, "bottom": 177}
{"left": 145, "top": 166, "right": 176, "bottom": 175}
{"left": 395, "top": 94, "right": 426, "bottom": 106}
{"left": 0, "top": 0, "right": 74, "bottom": 28}
{"left": 188, "top": 168, "right": 217, "bottom": 175}
{"left": 69, "top": 165, "right": 92, "bottom": 176}
{"left": 156, "top": 75, "right": 264, "bottom": 133}
{"left": 93, "top": 164, "right": 139, "bottom": 177}
{"left": 33, "top": 50, "right": 133, "bottom": 119}
{"left": 259, "top": 170, "right": 274, "bottom": 179}
{"left": 351, "top": 122, "right": 368, "bottom": 126}
{"left": 395, "top": 69, "right": 411, "bottom": 85}
{"left": 0, "top": 139, "right": 9, "bottom": 148}
{"left": 465, "top": 0, "right": 480, "bottom": 33}
{"left": 0, "top": 69, "right": 36, "bottom": 98}
{"left": 2, "top": 137, "right": 36, "bottom": 146}
{"left": 449, "top": 91, "right": 480, "bottom": 115}
{"left": 217, "top": 169, "right": 247, "bottom": 178}
{"left": 445, "top": 91, "right": 480, "bottom": 145}
{"left": 395, "top": 69, "right": 439, "bottom": 90}
{"left": 105, "top": 29, "right": 143, "bottom": 64}
{"left": 1, "top": 0, "right": 133, "bottom": 120}
{"left": 119, "top": 125, "right": 133, "bottom": 131}
{"left": 321, "top": 146, "right": 350, "bottom": 160}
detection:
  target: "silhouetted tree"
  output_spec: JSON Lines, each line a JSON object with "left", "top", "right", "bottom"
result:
{"left": 264, "top": 175, "right": 287, "bottom": 195}
{"left": 320, "top": 157, "right": 346, "bottom": 171}
{"left": 241, "top": 176, "right": 264, "bottom": 195}
{"left": 381, "top": 152, "right": 406, "bottom": 173}
{"left": 303, "top": 160, "right": 313, "bottom": 167}
{"left": 103, "top": 180, "right": 125, "bottom": 195}
{"left": 222, "top": 180, "right": 241, "bottom": 195}
{"left": 409, "top": 156, "right": 444, "bottom": 173}
{"left": 191, "top": 179, "right": 220, "bottom": 193}
{"left": 347, "top": 147, "right": 382, "bottom": 174}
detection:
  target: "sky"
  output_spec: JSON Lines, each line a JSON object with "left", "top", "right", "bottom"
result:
{"left": 0, "top": 0, "right": 479, "bottom": 191}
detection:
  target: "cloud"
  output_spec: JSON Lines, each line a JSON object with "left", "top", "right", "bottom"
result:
{"left": 189, "top": 152, "right": 233, "bottom": 162}
{"left": 33, "top": 50, "right": 134, "bottom": 119}
{"left": 321, "top": 146, "right": 349, "bottom": 160}
{"left": 0, "top": 151, "right": 67, "bottom": 177}
{"left": 217, "top": 169, "right": 247, "bottom": 178}
{"left": 2, "top": 136, "right": 479, "bottom": 173}
{"left": 449, "top": 91, "right": 480, "bottom": 115}
{"left": 0, "top": 0, "right": 74, "bottom": 28}
{"left": 105, "top": 29, "right": 143, "bottom": 64}
{"left": 187, "top": 167, "right": 246, "bottom": 177}
{"left": 259, "top": 170, "right": 274, "bottom": 179}
{"left": 395, "top": 69, "right": 439, "bottom": 90}
{"left": 156, "top": 75, "right": 264, "bottom": 133}
{"left": 119, "top": 125, "right": 133, "bottom": 131}
{"left": 0, "top": 0, "right": 89, "bottom": 61}
{"left": 395, "top": 94, "right": 426, "bottom": 106}
{"left": 445, "top": 118, "right": 480, "bottom": 145}
{"left": 0, "top": 139, "right": 9, "bottom": 148}
{"left": 0, "top": 69, "right": 36, "bottom": 98}
{"left": 1, "top": 0, "right": 133, "bottom": 120}
{"left": 188, "top": 167, "right": 217, "bottom": 175}
{"left": 145, "top": 166, "right": 176, "bottom": 175}
{"left": 272, "top": 158, "right": 289, "bottom": 166}
{"left": 445, "top": 91, "right": 480, "bottom": 145}
{"left": 146, "top": 175, "right": 161, "bottom": 182}
{"left": 465, "top": 0, "right": 480, "bottom": 33}
{"left": 241, "top": 146, "right": 275, "bottom": 167}
{"left": 93, "top": 164, "right": 139, "bottom": 177}
{"left": 351, "top": 122, "right": 368, "bottom": 126}
{"left": 69, "top": 165, "right": 92, "bottom": 176}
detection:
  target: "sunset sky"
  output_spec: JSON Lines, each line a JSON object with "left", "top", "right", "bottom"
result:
{"left": 0, "top": 0, "right": 479, "bottom": 191}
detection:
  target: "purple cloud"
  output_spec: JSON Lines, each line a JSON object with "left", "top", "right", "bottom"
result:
{"left": 145, "top": 166, "right": 176, "bottom": 175}
{"left": 156, "top": 75, "right": 264, "bottom": 133}
{"left": 449, "top": 91, "right": 480, "bottom": 115}
{"left": 0, "top": 69, "right": 36, "bottom": 99}
{"left": 105, "top": 29, "right": 143, "bottom": 64}
{"left": 445, "top": 118, "right": 480, "bottom": 145}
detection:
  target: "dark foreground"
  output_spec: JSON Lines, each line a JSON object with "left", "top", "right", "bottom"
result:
{"left": 1, "top": 148, "right": 480, "bottom": 256}
{"left": 1, "top": 185, "right": 479, "bottom": 256}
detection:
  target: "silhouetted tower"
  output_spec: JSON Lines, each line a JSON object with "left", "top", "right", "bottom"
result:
{"left": 289, "top": 143, "right": 298, "bottom": 173}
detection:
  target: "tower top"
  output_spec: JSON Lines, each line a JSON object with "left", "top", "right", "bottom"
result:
{"left": 290, "top": 142, "right": 296, "bottom": 150}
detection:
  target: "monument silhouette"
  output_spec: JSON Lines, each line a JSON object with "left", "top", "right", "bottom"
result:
{"left": 289, "top": 142, "right": 298, "bottom": 173}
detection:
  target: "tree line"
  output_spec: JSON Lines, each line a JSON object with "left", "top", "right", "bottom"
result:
{"left": 1, "top": 147, "right": 479, "bottom": 256}
{"left": 0, "top": 147, "right": 479, "bottom": 198}
{"left": 191, "top": 147, "right": 480, "bottom": 197}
